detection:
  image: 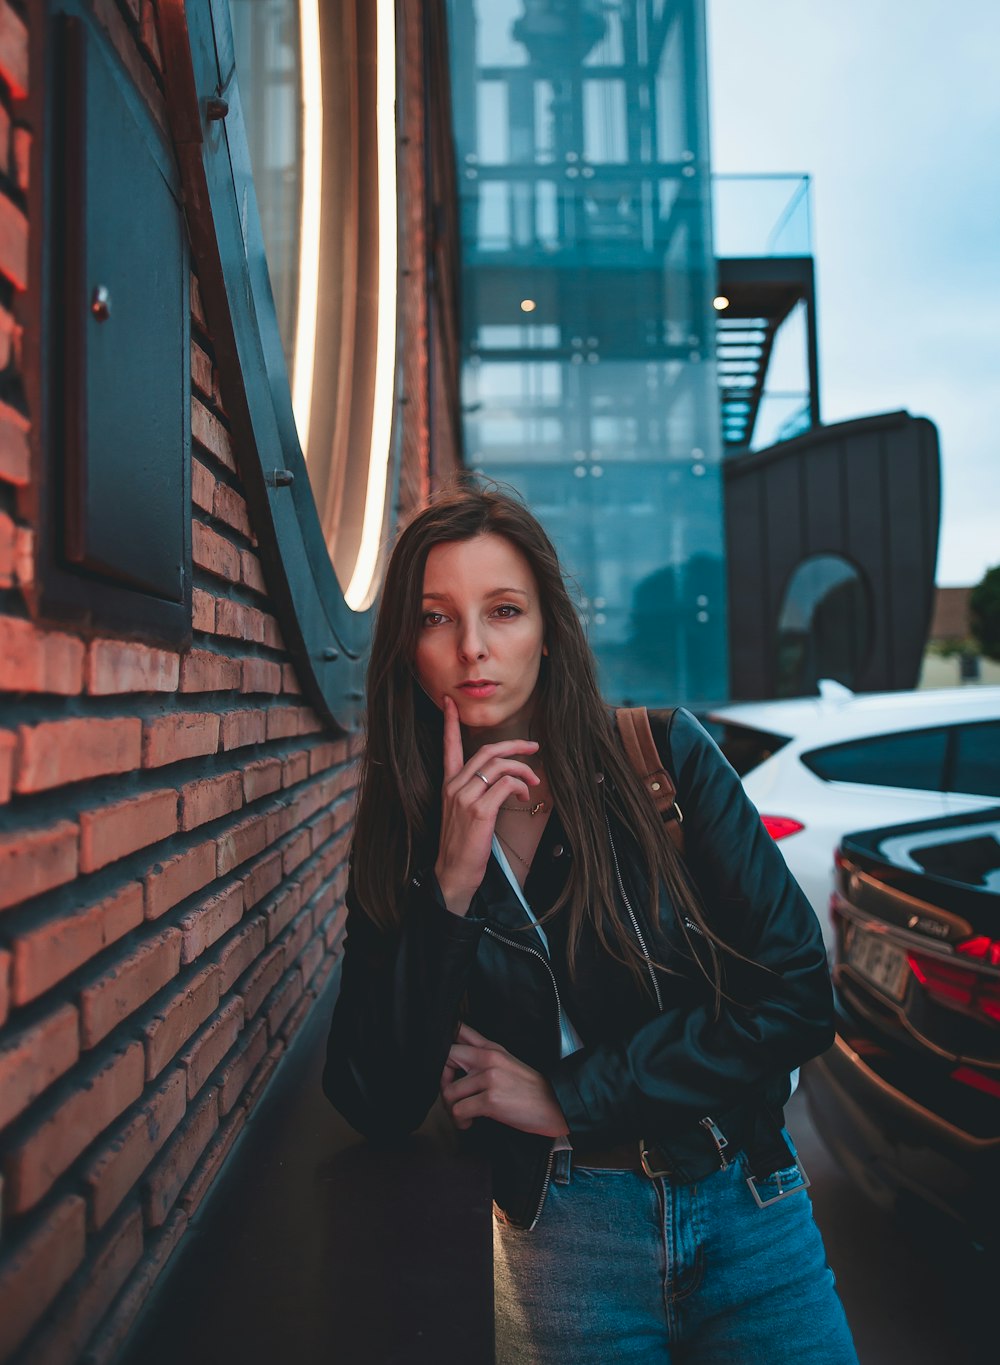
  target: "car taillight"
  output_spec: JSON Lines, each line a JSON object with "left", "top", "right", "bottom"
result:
{"left": 760, "top": 815, "right": 805, "bottom": 841}
{"left": 951, "top": 1065, "right": 1000, "bottom": 1100}
{"left": 907, "top": 943, "right": 1000, "bottom": 1025}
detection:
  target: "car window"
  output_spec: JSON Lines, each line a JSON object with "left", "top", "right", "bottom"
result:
{"left": 803, "top": 726, "right": 948, "bottom": 791}
{"left": 950, "top": 721, "right": 1000, "bottom": 798}
{"left": 716, "top": 725, "right": 791, "bottom": 777}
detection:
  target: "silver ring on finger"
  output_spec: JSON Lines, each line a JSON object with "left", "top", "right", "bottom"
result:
{"left": 474, "top": 770, "right": 491, "bottom": 788}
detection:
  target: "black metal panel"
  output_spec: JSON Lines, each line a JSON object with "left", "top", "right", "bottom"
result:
{"left": 63, "top": 18, "right": 187, "bottom": 600}
{"left": 24, "top": 0, "right": 192, "bottom": 645}
{"left": 724, "top": 411, "right": 941, "bottom": 700}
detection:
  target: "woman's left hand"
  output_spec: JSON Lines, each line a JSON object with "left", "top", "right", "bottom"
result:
{"left": 441, "top": 1023, "right": 569, "bottom": 1138}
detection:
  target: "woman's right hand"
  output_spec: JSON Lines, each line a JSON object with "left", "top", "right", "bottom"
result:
{"left": 434, "top": 695, "right": 540, "bottom": 916}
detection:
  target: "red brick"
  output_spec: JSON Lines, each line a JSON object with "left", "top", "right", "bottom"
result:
{"left": 213, "top": 482, "right": 251, "bottom": 538}
{"left": 300, "top": 935, "right": 326, "bottom": 988}
{"left": 298, "top": 861, "right": 324, "bottom": 906}
{"left": 217, "top": 1017, "right": 267, "bottom": 1115}
{"left": 0, "top": 947, "right": 9, "bottom": 1026}
{"left": 219, "top": 707, "right": 266, "bottom": 751}
{"left": 190, "top": 273, "right": 206, "bottom": 328}
{"left": 178, "top": 882, "right": 244, "bottom": 964}
{"left": 0, "top": 1197, "right": 86, "bottom": 1361}
{"left": 298, "top": 710, "right": 324, "bottom": 736}
{"left": 0, "top": 726, "right": 14, "bottom": 802}
{"left": 282, "top": 828, "right": 311, "bottom": 877}
{"left": 265, "top": 801, "right": 294, "bottom": 844}
{"left": 240, "top": 549, "right": 267, "bottom": 595}
{"left": 312, "top": 953, "right": 338, "bottom": 998}
{"left": 282, "top": 663, "right": 302, "bottom": 695}
{"left": 143, "top": 963, "right": 221, "bottom": 1079}
{"left": 12, "top": 125, "right": 28, "bottom": 194}
{"left": 179, "top": 996, "right": 243, "bottom": 1098}
{"left": 178, "top": 648, "right": 241, "bottom": 693}
{"left": 309, "top": 809, "right": 337, "bottom": 851}
{"left": 191, "top": 587, "right": 216, "bottom": 633}
{"left": 193, "top": 520, "right": 241, "bottom": 584}
{"left": 84, "top": 1070, "right": 186, "bottom": 1230}
{"left": 20, "top": 1205, "right": 144, "bottom": 1365}
{"left": 192, "top": 396, "right": 236, "bottom": 472}
{"left": 5, "top": 1043, "right": 145, "bottom": 1214}
{"left": 143, "top": 1087, "right": 218, "bottom": 1227}
{"left": 240, "top": 943, "right": 284, "bottom": 1021}
{"left": 0, "top": 194, "right": 27, "bottom": 291}
{"left": 280, "top": 990, "right": 313, "bottom": 1045}
{"left": 242, "top": 756, "right": 283, "bottom": 802}
{"left": 144, "top": 840, "right": 217, "bottom": 919}
{"left": 266, "top": 706, "right": 300, "bottom": 740}
{"left": 179, "top": 771, "right": 243, "bottom": 830}
{"left": 266, "top": 966, "right": 302, "bottom": 1035}
{"left": 85, "top": 1207, "right": 189, "bottom": 1365}
{"left": 281, "top": 751, "right": 310, "bottom": 788}
{"left": 79, "top": 928, "right": 182, "bottom": 1048}
{"left": 0, "top": 819, "right": 79, "bottom": 911}
{"left": 214, "top": 916, "right": 266, "bottom": 994}
{"left": 240, "top": 656, "right": 282, "bottom": 695}
{"left": 15, "top": 716, "right": 141, "bottom": 793}
{"left": 86, "top": 639, "right": 180, "bottom": 694}
{"left": 244, "top": 849, "right": 282, "bottom": 909}
{"left": 0, "top": 616, "right": 84, "bottom": 694}
{"left": 265, "top": 882, "right": 303, "bottom": 943}
{"left": 80, "top": 788, "right": 178, "bottom": 872}
{"left": 190, "top": 345, "right": 215, "bottom": 404}
{"left": 0, "top": 1002, "right": 79, "bottom": 1130}
{"left": 215, "top": 597, "right": 266, "bottom": 644}
{"left": 262, "top": 614, "right": 284, "bottom": 651}
{"left": 308, "top": 741, "right": 343, "bottom": 776}
{"left": 243, "top": 1039, "right": 283, "bottom": 1110}
{"left": 180, "top": 1102, "right": 248, "bottom": 1218}
{"left": 0, "top": 508, "right": 16, "bottom": 585}
{"left": 216, "top": 811, "right": 268, "bottom": 875}
{"left": 191, "top": 458, "right": 216, "bottom": 513}
{"left": 142, "top": 711, "right": 219, "bottom": 769}
{"left": 12, "top": 882, "right": 143, "bottom": 1005}
{"left": 282, "top": 905, "right": 314, "bottom": 967}
{"left": 0, "top": 0, "right": 30, "bottom": 99}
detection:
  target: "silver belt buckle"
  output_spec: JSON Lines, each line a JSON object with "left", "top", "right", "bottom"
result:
{"left": 746, "top": 1157, "right": 810, "bottom": 1208}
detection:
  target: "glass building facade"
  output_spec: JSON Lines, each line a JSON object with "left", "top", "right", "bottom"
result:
{"left": 445, "top": 0, "right": 727, "bottom": 706}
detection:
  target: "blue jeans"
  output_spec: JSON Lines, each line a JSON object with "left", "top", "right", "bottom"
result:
{"left": 493, "top": 1137, "right": 858, "bottom": 1364}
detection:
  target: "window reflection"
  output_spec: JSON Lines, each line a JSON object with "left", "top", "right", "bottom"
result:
{"left": 446, "top": 0, "right": 728, "bottom": 704}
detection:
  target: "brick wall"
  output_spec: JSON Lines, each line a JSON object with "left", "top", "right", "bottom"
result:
{"left": 0, "top": 2, "right": 461, "bottom": 1361}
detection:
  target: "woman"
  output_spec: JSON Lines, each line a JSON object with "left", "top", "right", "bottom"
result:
{"left": 323, "top": 485, "right": 858, "bottom": 1363}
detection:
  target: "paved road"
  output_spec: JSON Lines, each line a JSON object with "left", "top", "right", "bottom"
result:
{"left": 787, "top": 1088, "right": 992, "bottom": 1365}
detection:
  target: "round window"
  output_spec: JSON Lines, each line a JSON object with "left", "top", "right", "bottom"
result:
{"left": 228, "top": 0, "right": 399, "bottom": 608}
{"left": 776, "top": 554, "right": 871, "bottom": 697}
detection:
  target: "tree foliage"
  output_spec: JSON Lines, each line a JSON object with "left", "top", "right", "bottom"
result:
{"left": 970, "top": 565, "right": 1000, "bottom": 662}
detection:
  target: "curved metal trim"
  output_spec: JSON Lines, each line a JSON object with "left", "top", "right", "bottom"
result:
{"left": 159, "top": 0, "right": 404, "bottom": 731}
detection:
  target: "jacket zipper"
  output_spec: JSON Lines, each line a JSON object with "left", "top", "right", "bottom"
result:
{"left": 605, "top": 814, "right": 664, "bottom": 1013}
{"left": 482, "top": 925, "right": 561, "bottom": 1230}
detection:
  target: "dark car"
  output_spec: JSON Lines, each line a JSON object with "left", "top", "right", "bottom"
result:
{"left": 802, "top": 805, "right": 1000, "bottom": 1253}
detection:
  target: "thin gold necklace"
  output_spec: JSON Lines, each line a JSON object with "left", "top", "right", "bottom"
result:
{"left": 495, "top": 828, "right": 532, "bottom": 871}
{"left": 499, "top": 798, "right": 548, "bottom": 816}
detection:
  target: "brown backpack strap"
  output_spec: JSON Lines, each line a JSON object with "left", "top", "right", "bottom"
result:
{"left": 615, "top": 707, "right": 684, "bottom": 853}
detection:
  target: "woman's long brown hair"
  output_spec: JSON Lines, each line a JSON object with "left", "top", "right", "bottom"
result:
{"left": 352, "top": 483, "right": 734, "bottom": 1003}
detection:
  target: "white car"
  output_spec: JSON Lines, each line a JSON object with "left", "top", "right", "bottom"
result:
{"left": 707, "top": 682, "right": 1000, "bottom": 950}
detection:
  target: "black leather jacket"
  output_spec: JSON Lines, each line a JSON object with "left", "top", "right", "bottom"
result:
{"left": 323, "top": 710, "right": 834, "bottom": 1228}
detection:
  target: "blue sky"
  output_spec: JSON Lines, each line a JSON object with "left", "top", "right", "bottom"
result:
{"left": 707, "top": 0, "right": 1000, "bottom": 586}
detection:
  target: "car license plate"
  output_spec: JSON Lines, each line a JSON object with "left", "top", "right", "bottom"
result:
{"left": 847, "top": 928, "right": 910, "bottom": 1002}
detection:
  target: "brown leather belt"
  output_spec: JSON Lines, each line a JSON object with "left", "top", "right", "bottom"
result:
{"left": 573, "top": 1139, "right": 672, "bottom": 1175}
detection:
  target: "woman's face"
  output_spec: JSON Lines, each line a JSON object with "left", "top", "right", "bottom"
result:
{"left": 414, "top": 533, "right": 546, "bottom": 740}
